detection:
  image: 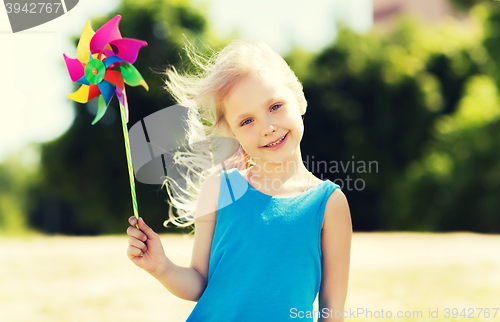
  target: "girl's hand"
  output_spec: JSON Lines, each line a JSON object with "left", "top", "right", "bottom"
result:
{"left": 126, "top": 216, "right": 168, "bottom": 275}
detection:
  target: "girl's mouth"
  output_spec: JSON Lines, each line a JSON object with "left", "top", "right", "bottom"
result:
{"left": 261, "top": 132, "right": 288, "bottom": 149}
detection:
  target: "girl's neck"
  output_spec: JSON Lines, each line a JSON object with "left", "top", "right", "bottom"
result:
{"left": 247, "top": 163, "right": 313, "bottom": 193}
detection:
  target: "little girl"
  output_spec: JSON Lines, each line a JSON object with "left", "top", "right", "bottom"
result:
{"left": 126, "top": 39, "right": 352, "bottom": 321}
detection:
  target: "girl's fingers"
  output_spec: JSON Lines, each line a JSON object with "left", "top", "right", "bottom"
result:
{"left": 128, "top": 236, "right": 148, "bottom": 253}
{"left": 129, "top": 216, "right": 137, "bottom": 226}
{"left": 127, "top": 245, "right": 143, "bottom": 259}
{"left": 126, "top": 226, "right": 147, "bottom": 242}
{"left": 137, "top": 217, "right": 157, "bottom": 240}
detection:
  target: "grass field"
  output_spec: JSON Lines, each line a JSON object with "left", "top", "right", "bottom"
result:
{"left": 0, "top": 232, "right": 498, "bottom": 322}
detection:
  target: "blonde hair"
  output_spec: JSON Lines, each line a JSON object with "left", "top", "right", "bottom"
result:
{"left": 161, "top": 37, "right": 307, "bottom": 229}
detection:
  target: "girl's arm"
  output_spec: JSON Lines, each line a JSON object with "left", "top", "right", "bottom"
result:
{"left": 185, "top": 170, "right": 220, "bottom": 299}
{"left": 126, "top": 171, "right": 220, "bottom": 302}
{"left": 127, "top": 217, "right": 206, "bottom": 301}
{"left": 318, "top": 189, "right": 352, "bottom": 321}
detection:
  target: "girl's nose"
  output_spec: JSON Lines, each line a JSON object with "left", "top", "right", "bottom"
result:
{"left": 262, "top": 123, "right": 277, "bottom": 136}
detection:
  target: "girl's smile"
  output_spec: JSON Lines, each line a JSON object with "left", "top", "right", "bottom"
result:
{"left": 260, "top": 131, "right": 289, "bottom": 150}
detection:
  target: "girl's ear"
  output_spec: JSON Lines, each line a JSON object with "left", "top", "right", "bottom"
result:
{"left": 297, "top": 96, "right": 307, "bottom": 115}
{"left": 299, "top": 101, "right": 307, "bottom": 116}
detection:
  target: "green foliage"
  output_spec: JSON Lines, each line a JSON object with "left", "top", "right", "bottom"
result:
{"left": 296, "top": 3, "right": 500, "bottom": 232}
{"left": 386, "top": 5, "right": 500, "bottom": 233}
{"left": 448, "top": 0, "right": 488, "bottom": 12}
{"left": 0, "top": 146, "right": 40, "bottom": 236}
{"left": 29, "top": 1, "right": 500, "bottom": 234}
{"left": 30, "top": 0, "right": 218, "bottom": 235}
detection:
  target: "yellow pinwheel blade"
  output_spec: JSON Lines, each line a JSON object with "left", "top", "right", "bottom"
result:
{"left": 68, "top": 85, "right": 90, "bottom": 103}
{"left": 77, "top": 21, "right": 95, "bottom": 64}
{"left": 139, "top": 80, "right": 149, "bottom": 91}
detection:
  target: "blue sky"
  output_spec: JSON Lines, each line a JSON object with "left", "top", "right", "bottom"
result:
{"left": 0, "top": 0, "right": 372, "bottom": 164}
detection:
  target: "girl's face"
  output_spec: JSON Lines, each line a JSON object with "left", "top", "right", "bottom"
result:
{"left": 223, "top": 72, "right": 306, "bottom": 165}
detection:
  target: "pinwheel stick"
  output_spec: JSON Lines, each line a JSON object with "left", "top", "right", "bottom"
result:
{"left": 63, "top": 15, "right": 148, "bottom": 230}
{"left": 118, "top": 101, "right": 140, "bottom": 229}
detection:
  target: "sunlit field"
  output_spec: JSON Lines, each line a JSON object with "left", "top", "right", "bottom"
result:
{"left": 1, "top": 232, "right": 499, "bottom": 322}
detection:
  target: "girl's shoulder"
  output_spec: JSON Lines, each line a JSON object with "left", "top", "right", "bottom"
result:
{"left": 196, "top": 170, "right": 223, "bottom": 219}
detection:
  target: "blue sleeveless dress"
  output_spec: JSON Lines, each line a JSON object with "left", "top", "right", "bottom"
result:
{"left": 185, "top": 167, "right": 341, "bottom": 322}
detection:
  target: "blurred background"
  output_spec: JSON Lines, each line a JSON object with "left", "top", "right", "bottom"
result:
{"left": 2, "top": 0, "right": 500, "bottom": 235}
{"left": 1, "top": 0, "right": 499, "bottom": 321}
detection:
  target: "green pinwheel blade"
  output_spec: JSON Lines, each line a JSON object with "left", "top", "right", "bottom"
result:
{"left": 91, "top": 95, "right": 110, "bottom": 125}
{"left": 119, "top": 62, "right": 148, "bottom": 90}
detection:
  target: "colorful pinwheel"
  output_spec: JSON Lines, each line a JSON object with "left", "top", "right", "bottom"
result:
{"left": 63, "top": 14, "right": 148, "bottom": 125}
{"left": 63, "top": 15, "right": 149, "bottom": 228}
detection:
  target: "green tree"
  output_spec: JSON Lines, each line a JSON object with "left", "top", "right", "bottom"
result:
{"left": 0, "top": 146, "right": 39, "bottom": 235}
{"left": 385, "top": 4, "right": 500, "bottom": 232}
{"left": 448, "top": 0, "right": 488, "bottom": 12}
{"left": 30, "top": 0, "right": 221, "bottom": 234}
{"left": 296, "top": 10, "right": 497, "bottom": 232}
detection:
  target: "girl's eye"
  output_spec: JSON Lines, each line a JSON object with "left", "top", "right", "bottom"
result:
{"left": 240, "top": 104, "right": 282, "bottom": 127}
{"left": 270, "top": 104, "right": 281, "bottom": 112}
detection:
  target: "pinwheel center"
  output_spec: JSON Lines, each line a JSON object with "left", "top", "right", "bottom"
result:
{"left": 84, "top": 59, "right": 106, "bottom": 85}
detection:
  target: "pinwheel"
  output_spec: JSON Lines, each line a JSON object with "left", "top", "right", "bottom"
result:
{"left": 63, "top": 15, "right": 148, "bottom": 228}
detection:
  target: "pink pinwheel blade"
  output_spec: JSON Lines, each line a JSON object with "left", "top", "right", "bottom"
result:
{"left": 63, "top": 54, "right": 84, "bottom": 82}
{"left": 90, "top": 15, "right": 122, "bottom": 54}
{"left": 109, "top": 38, "right": 148, "bottom": 64}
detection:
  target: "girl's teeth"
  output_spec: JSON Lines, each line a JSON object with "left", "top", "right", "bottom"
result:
{"left": 266, "top": 134, "right": 285, "bottom": 147}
